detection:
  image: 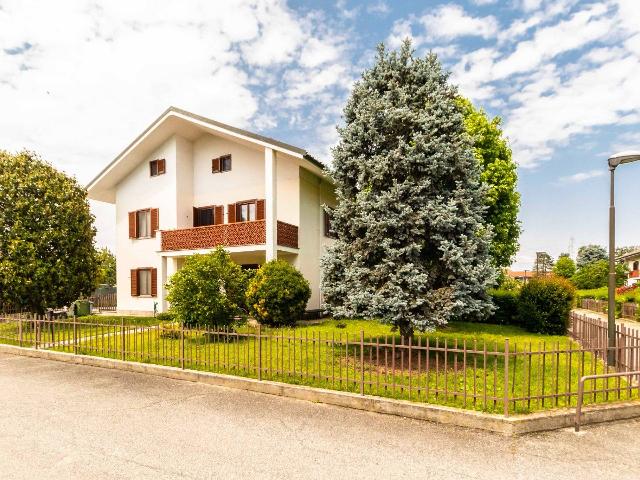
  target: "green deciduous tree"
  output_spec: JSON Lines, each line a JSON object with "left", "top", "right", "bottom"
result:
{"left": 552, "top": 255, "right": 576, "bottom": 279}
{"left": 0, "top": 150, "right": 98, "bottom": 313}
{"left": 458, "top": 98, "right": 520, "bottom": 268}
{"left": 576, "top": 244, "right": 607, "bottom": 269}
{"left": 321, "top": 41, "right": 497, "bottom": 338}
{"left": 95, "top": 247, "right": 116, "bottom": 287}
{"left": 166, "top": 247, "right": 247, "bottom": 327}
{"left": 571, "top": 259, "right": 626, "bottom": 289}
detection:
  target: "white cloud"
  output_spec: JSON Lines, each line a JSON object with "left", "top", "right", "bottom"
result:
{"left": 419, "top": 5, "right": 498, "bottom": 41}
{"left": 0, "top": 0, "right": 354, "bottom": 250}
{"left": 366, "top": 1, "right": 390, "bottom": 15}
{"left": 471, "top": 0, "right": 497, "bottom": 5}
{"left": 558, "top": 169, "right": 605, "bottom": 184}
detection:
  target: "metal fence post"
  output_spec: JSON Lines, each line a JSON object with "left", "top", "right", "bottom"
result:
{"left": 121, "top": 318, "right": 125, "bottom": 361}
{"left": 18, "top": 317, "right": 22, "bottom": 347}
{"left": 503, "top": 338, "right": 509, "bottom": 417}
{"left": 180, "top": 322, "right": 185, "bottom": 369}
{"left": 33, "top": 315, "right": 38, "bottom": 350}
{"left": 257, "top": 324, "right": 262, "bottom": 381}
{"left": 73, "top": 315, "right": 77, "bottom": 355}
{"left": 360, "top": 330, "right": 365, "bottom": 396}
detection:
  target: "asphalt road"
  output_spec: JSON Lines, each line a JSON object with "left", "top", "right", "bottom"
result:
{"left": 1, "top": 352, "right": 639, "bottom": 480}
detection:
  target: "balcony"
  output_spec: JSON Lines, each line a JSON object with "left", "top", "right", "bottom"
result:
{"left": 160, "top": 220, "right": 298, "bottom": 252}
{"left": 630, "top": 270, "right": 639, "bottom": 279}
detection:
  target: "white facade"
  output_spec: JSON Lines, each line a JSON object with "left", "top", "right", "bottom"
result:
{"left": 89, "top": 107, "right": 335, "bottom": 315}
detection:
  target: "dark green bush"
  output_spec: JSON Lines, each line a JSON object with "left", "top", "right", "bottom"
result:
{"left": 518, "top": 276, "right": 575, "bottom": 335}
{"left": 166, "top": 247, "right": 248, "bottom": 328}
{"left": 488, "top": 289, "right": 520, "bottom": 325}
{"left": 155, "top": 312, "right": 175, "bottom": 321}
{"left": 246, "top": 260, "right": 310, "bottom": 327}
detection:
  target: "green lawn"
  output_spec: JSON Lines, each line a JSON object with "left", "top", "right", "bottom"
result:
{"left": 2, "top": 316, "right": 634, "bottom": 414}
{"left": 58, "top": 319, "right": 634, "bottom": 414}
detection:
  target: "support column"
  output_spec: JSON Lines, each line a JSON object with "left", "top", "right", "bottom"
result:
{"left": 265, "top": 147, "right": 278, "bottom": 261}
{"left": 159, "top": 256, "right": 168, "bottom": 313}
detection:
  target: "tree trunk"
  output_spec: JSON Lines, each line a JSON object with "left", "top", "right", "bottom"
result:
{"left": 397, "top": 320, "right": 414, "bottom": 343}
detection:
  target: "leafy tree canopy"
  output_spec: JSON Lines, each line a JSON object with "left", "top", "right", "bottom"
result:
{"left": 576, "top": 244, "right": 607, "bottom": 269}
{"left": 458, "top": 98, "right": 520, "bottom": 268}
{"left": 552, "top": 255, "right": 576, "bottom": 279}
{"left": 571, "top": 259, "right": 626, "bottom": 289}
{"left": 0, "top": 150, "right": 98, "bottom": 313}
{"left": 95, "top": 247, "right": 116, "bottom": 287}
{"left": 533, "top": 252, "right": 554, "bottom": 276}
{"left": 321, "top": 41, "right": 496, "bottom": 337}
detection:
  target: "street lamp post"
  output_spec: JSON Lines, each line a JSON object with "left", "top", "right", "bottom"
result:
{"left": 607, "top": 151, "right": 640, "bottom": 366}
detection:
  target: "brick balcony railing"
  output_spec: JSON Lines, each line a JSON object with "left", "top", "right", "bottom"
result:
{"left": 629, "top": 270, "right": 639, "bottom": 278}
{"left": 160, "top": 220, "right": 298, "bottom": 251}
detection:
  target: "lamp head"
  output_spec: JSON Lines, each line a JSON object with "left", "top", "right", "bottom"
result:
{"left": 608, "top": 150, "right": 640, "bottom": 168}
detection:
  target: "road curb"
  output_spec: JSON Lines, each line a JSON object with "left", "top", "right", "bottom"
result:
{"left": 2, "top": 343, "right": 640, "bottom": 435}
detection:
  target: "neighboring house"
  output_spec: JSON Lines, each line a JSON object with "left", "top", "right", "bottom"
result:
{"left": 88, "top": 107, "right": 336, "bottom": 315}
{"left": 618, "top": 249, "right": 640, "bottom": 286}
{"left": 506, "top": 270, "right": 533, "bottom": 284}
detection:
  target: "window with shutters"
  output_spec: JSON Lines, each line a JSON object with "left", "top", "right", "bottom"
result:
{"left": 194, "top": 206, "right": 214, "bottom": 227}
{"left": 137, "top": 209, "right": 151, "bottom": 238}
{"left": 236, "top": 201, "right": 256, "bottom": 222}
{"left": 137, "top": 269, "right": 152, "bottom": 296}
{"left": 212, "top": 154, "right": 231, "bottom": 173}
{"left": 150, "top": 159, "right": 166, "bottom": 177}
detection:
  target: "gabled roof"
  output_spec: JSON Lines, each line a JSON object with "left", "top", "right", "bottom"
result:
{"left": 618, "top": 249, "right": 640, "bottom": 261}
{"left": 87, "top": 106, "right": 325, "bottom": 203}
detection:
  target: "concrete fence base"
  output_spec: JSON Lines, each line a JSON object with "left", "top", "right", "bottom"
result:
{"left": 2, "top": 343, "right": 640, "bottom": 436}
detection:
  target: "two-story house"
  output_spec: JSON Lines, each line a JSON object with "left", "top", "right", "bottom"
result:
{"left": 88, "top": 107, "right": 336, "bottom": 315}
{"left": 618, "top": 249, "right": 640, "bottom": 286}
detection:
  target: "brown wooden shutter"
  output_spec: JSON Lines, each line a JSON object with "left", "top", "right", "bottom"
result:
{"left": 193, "top": 207, "right": 199, "bottom": 227}
{"left": 151, "top": 268, "right": 158, "bottom": 297}
{"left": 215, "top": 205, "right": 224, "bottom": 225}
{"left": 227, "top": 203, "right": 236, "bottom": 223}
{"left": 158, "top": 159, "right": 166, "bottom": 174}
{"left": 150, "top": 208, "right": 159, "bottom": 237}
{"left": 131, "top": 269, "right": 139, "bottom": 296}
{"left": 256, "top": 199, "right": 265, "bottom": 220}
{"left": 128, "top": 212, "right": 137, "bottom": 238}
{"left": 212, "top": 157, "right": 221, "bottom": 173}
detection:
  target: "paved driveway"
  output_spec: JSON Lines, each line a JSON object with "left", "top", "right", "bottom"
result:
{"left": 0, "top": 352, "right": 639, "bottom": 480}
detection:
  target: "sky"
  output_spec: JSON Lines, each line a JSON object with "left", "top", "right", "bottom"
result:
{"left": 1, "top": 0, "right": 640, "bottom": 270}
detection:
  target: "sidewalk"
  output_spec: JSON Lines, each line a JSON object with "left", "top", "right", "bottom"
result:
{"left": 572, "top": 308, "right": 640, "bottom": 329}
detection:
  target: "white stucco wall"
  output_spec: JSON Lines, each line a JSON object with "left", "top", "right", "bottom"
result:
{"left": 115, "top": 136, "right": 179, "bottom": 313}
{"left": 298, "top": 168, "right": 336, "bottom": 310}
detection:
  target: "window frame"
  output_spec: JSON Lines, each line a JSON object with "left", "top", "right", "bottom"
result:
{"left": 212, "top": 154, "right": 232, "bottom": 173}
{"left": 236, "top": 200, "right": 257, "bottom": 222}
{"left": 195, "top": 206, "right": 215, "bottom": 227}
{"left": 137, "top": 268, "right": 152, "bottom": 296}
{"left": 149, "top": 159, "right": 166, "bottom": 177}
{"left": 136, "top": 209, "right": 152, "bottom": 238}
{"left": 323, "top": 208, "right": 336, "bottom": 239}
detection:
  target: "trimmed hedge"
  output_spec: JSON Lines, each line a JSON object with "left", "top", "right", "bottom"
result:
{"left": 246, "top": 260, "right": 311, "bottom": 327}
{"left": 518, "top": 276, "right": 575, "bottom": 335}
{"left": 488, "top": 289, "right": 520, "bottom": 326}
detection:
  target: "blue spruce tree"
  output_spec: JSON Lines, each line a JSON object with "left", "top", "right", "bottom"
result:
{"left": 321, "top": 41, "right": 497, "bottom": 337}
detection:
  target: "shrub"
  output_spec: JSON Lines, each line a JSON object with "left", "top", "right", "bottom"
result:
{"left": 166, "top": 247, "right": 248, "bottom": 328}
{"left": 488, "top": 289, "right": 520, "bottom": 325}
{"left": 155, "top": 312, "right": 175, "bottom": 321}
{"left": 159, "top": 321, "right": 181, "bottom": 339}
{"left": 518, "top": 276, "right": 575, "bottom": 335}
{"left": 246, "top": 260, "right": 311, "bottom": 327}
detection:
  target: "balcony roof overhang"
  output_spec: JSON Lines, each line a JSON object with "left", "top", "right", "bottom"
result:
{"left": 87, "top": 106, "right": 328, "bottom": 203}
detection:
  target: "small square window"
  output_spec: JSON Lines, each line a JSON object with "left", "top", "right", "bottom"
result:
{"left": 197, "top": 207, "right": 214, "bottom": 227}
{"left": 150, "top": 159, "right": 165, "bottom": 177}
